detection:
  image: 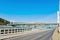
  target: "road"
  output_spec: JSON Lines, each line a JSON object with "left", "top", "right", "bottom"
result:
{"left": 4, "top": 30, "right": 54, "bottom": 40}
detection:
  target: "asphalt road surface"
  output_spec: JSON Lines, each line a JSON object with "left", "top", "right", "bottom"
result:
{"left": 4, "top": 30, "right": 54, "bottom": 40}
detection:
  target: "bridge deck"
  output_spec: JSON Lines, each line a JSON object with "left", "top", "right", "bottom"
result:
{"left": 0, "top": 29, "right": 51, "bottom": 40}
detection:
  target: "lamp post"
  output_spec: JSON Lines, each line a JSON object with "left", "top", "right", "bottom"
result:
{"left": 57, "top": 11, "right": 60, "bottom": 32}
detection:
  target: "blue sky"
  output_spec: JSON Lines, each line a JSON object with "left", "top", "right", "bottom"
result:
{"left": 0, "top": 0, "right": 59, "bottom": 23}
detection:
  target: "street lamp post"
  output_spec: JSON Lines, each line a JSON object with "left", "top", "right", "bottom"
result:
{"left": 57, "top": 11, "right": 60, "bottom": 32}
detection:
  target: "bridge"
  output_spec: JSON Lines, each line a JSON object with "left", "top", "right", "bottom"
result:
{"left": 0, "top": 11, "right": 58, "bottom": 40}
{"left": 0, "top": 12, "right": 60, "bottom": 40}
{"left": 0, "top": 10, "right": 58, "bottom": 40}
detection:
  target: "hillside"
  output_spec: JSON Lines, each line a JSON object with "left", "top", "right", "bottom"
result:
{"left": 0, "top": 18, "right": 10, "bottom": 25}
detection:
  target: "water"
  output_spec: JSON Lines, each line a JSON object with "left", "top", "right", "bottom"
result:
{"left": 36, "top": 26, "right": 56, "bottom": 29}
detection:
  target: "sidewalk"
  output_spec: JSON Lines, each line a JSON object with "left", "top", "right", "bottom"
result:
{"left": 58, "top": 27, "right": 60, "bottom": 40}
{"left": 52, "top": 27, "right": 58, "bottom": 40}
{"left": 58, "top": 32, "right": 60, "bottom": 40}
